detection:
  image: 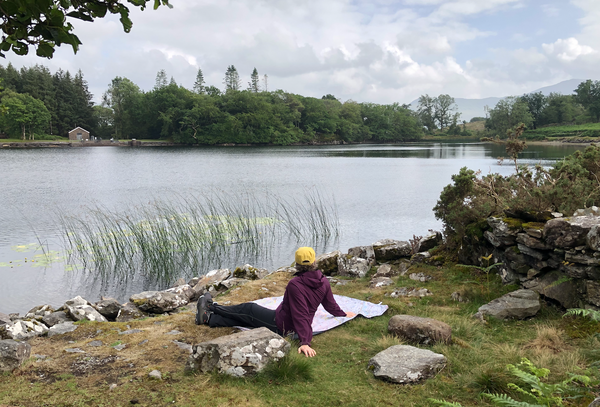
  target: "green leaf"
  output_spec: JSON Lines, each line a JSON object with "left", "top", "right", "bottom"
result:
{"left": 36, "top": 42, "right": 54, "bottom": 58}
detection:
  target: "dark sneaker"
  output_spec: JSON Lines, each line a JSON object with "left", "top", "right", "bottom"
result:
{"left": 195, "top": 292, "right": 213, "bottom": 325}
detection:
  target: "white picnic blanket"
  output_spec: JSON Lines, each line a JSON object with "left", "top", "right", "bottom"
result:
{"left": 252, "top": 294, "right": 387, "bottom": 335}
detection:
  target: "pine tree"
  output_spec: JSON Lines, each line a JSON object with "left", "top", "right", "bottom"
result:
{"left": 193, "top": 68, "right": 205, "bottom": 94}
{"left": 248, "top": 67, "right": 260, "bottom": 92}
{"left": 223, "top": 65, "right": 241, "bottom": 92}
{"left": 169, "top": 76, "right": 176, "bottom": 86}
{"left": 155, "top": 69, "right": 168, "bottom": 89}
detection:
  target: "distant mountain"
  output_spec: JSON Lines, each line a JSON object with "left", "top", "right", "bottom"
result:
{"left": 410, "top": 79, "right": 586, "bottom": 122}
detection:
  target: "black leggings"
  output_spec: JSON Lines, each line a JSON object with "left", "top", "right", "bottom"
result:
{"left": 208, "top": 302, "right": 281, "bottom": 334}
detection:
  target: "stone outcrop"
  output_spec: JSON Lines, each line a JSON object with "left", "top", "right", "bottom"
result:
{"left": 94, "top": 298, "right": 122, "bottom": 320}
{"left": 347, "top": 245, "right": 376, "bottom": 267}
{"left": 116, "top": 303, "right": 145, "bottom": 322}
{"left": 370, "top": 277, "right": 394, "bottom": 288}
{"left": 185, "top": 327, "right": 290, "bottom": 376}
{"left": 47, "top": 321, "right": 78, "bottom": 337}
{"left": 417, "top": 232, "right": 443, "bottom": 252}
{"left": 1, "top": 319, "right": 48, "bottom": 340}
{"left": 477, "top": 289, "right": 540, "bottom": 320}
{"left": 233, "top": 264, "right": 271, "bottom": 280}
{"left": 388, "top": 315, "right": 452, "bottom": 345}
{"left": 368, "top": 345, "right": 447, "bottom": 384}
{"left": 0, "top": 339, "right": 31, "bottom": 372}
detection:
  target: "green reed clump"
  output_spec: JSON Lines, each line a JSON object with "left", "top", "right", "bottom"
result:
{"left": 58, "top": 190, "right": 339, "bottom": 284}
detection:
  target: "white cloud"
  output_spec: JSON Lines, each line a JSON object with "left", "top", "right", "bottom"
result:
{"left": 542, "top": 37, "right": 596, "bottom": 61}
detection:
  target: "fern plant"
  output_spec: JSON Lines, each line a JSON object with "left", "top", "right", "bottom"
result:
{"left": 564, "top": 308, "right": 600, "bottom": 322}
{"left": 428, "top": 358, "right": 593, "bottom": 407}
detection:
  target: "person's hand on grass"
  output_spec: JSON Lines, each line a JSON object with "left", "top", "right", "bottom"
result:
{"left": 298, "top": 344, "right": 316, "bottom": 357}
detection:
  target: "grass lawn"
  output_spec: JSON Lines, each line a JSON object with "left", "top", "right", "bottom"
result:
{"left": 1, "top": 263, "right": 599, "bottom": 407}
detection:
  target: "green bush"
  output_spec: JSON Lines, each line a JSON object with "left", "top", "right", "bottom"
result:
{"left": 434, "top": 137, "right": 600, "bottom": 244}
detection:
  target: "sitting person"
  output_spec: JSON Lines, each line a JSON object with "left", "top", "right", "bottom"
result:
{"left": 195, "top": 247, "right": 356, "bottom": 357}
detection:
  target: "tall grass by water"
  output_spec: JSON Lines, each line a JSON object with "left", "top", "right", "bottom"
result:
{"left": 58, "top": 190, "right": 338, "bottom": 285}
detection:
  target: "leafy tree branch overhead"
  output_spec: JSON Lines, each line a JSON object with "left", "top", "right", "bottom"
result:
{"left": 0, "top": 0, "right": 171, "bottom": 58}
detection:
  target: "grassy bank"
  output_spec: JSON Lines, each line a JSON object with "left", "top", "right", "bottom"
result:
{"left": 2, "top": 261, "right": 598, "bottom": 407}
{"left": 523, "top": 123, "right": 600, "bottom": 141}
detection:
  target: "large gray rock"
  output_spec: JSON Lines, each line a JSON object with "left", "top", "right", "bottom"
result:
{"left": 94, "top": 298, "right": 121, "bottom": 320}
{"left": 368, "top": 345, "right": 447, "bottom": 384}
{"left": 544, "top": 217, "right": 600, "bottom": 248}
{"left": 42, "top": 311, "right": 72, "bottom": 327}
{"left": 589, "top": 396, "right": 600, "bottom": 407}
{"left": 573, "top": 206, "right": 600, "bottom": 217}
{"left": 129, "top": 291, "right": 188, "bottom": 313}
{"left": 585, "top": 281, "right": 600, "bottom": 307}
{"left": 565, "top": 252, "right": 600, "bottom": 266}
{"left": 373, "top": 239, "right": 412, "bottom": 261}
{"left": 388, "top": 315, "right": 452, "bottom": 345}
{"left": 477, "top": 289, "right": 540, "bottom": 320}
{"left": 67, "top": 304, "right": 108, "bottom": 322}
{"left": 337, "top": 255, "right": 371, "bottom": 278}
{"left": 1, "top": 319, "right": 49, "bottom": 340}
{"left": 0, "top": 339, "right": 31, "bottom": 372}
{"left": 316, "top": 251, "right": 340, "bottom": 275}
{"left": 523, "top": 271, "right": 581, "bottom": 309}
{"left": 347, "top": 245, "right": 376, "bottom": 267}
{"left": 417, "top": 232, "right": 442, "bottom": 252}
{"left": 116, "top": 303, "right": 145, "bottom": 322}
{"left": 186, "top": 327, "right": 290, "bottom": 377}
{"left": 47, "top": 321, "right": 78, "bottom": 337}
{"left": 232, "top": 264, "right": 271, "bottom": 280}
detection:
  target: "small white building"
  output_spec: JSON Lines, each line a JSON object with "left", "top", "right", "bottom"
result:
{"left": 68, "top": 127, "right": 90, "bottom": 141}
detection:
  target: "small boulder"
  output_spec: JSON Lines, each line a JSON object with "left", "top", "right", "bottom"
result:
{"left": 94, "top": 298, "right": 121, "bottom": 320}
{"left": 588, "top": 225, "right": 600, "bottom": 251}
{"left": 186, "top": 327, "right": 290, "bottom": 377}
{"left": 233, "top": 264, "right": 271, "bottom": 280}
{"left": 25, "top": 304, "right": 55, "bottom": 321}
{"left": 370, "top": 277, "right": 394, "bottom": 288}
{"left": 42, "top": 311, "right": 72, "bottom": 327}
{"left": 373, "top": 239, "right": 411, "bottom": 262}
{"left": 64, "top": 295, "right": 90, "bottom": 308}
{"left": 410, "top": 252, "right": 431, "bottom": 264}
{"left": 47, "top": 321, "right": 78, "bottom": 337}
{"left": 337, "top": 255, "right": 370, "bottom": 278}
{"left": 417, "top": 232, "right": 442, "bottom": 252}
{"left": 1, "top": 319, "right": 48, "bottom": 340}
{"left": 373, "top": 264, "right": 393, "bottom": 278}
{"left": 0, "top": 312, "right": 11, "bottom": 326}
{"left": 164, "top": 284, "right": 196, "bottom": 300}
{"left": 409, "top": 273, "right": 432, "bottom": 282}
{"left": 116, "top": 303, "right": 145, "bottom": 322}
{"left": 219, "top": 278, "right": 251, "bottom": 290}
{"left": 148, "top": 370, "right": 162, "bottom": 380}
{"left": 347, "top": 245, "right": 376, "bottom": 266}
{"left": 316, "top": 251, "right": 341, "bottom": 275}
{"left": 130, "top": 291, "right": 188, "bottom": 313}
{"left": 0, "top": 339, "right": 31, "bottom": 372}
{"left": 477, "top": 289, "right": 540, "bottom": 320}
{"left": 388, "top": 315, "right": 452, "bottom": 345}
{"left": 67, "top": 304, "right": 108, "bottom": 322}
{"left": 368, "top": 345, "right": 446, "bottom": 384}
{"left": 192, "top": 269, "right": 232, "bottom": 299}
{"left": 544, "top": 217, "right": 600, "bottom": 248}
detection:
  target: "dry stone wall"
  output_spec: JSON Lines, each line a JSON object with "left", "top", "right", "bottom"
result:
{"left": 475, "top": 207, "right": 600, "bottom": 309}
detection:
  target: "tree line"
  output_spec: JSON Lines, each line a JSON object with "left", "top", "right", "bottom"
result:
{"left": 484, "top": 80, "right": 600, "bottom": 137}
{"left": 0, "top": 63, "right": 424, "bottom": 144}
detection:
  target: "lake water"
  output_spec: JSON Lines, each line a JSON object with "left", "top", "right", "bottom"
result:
{"left": 0, "top": 142, "right": 585, "bottom": 314}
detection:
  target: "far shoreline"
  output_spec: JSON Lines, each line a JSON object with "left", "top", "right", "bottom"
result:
{"left": 1, "top": 137, "right": 598, "bottom": 149}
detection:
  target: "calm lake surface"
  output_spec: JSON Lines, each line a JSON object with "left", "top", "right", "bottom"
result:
{"left": 0, "top": 142, "right": 586, "bottom": 314}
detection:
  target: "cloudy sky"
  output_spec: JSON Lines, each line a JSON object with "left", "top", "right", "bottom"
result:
{"left": 2, "top": 0, "right": 599, "bottom": 104}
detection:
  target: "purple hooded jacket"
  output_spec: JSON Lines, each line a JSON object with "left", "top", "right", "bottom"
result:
{"left": 275, "top": 269, "right": 346, "bottom": 346}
